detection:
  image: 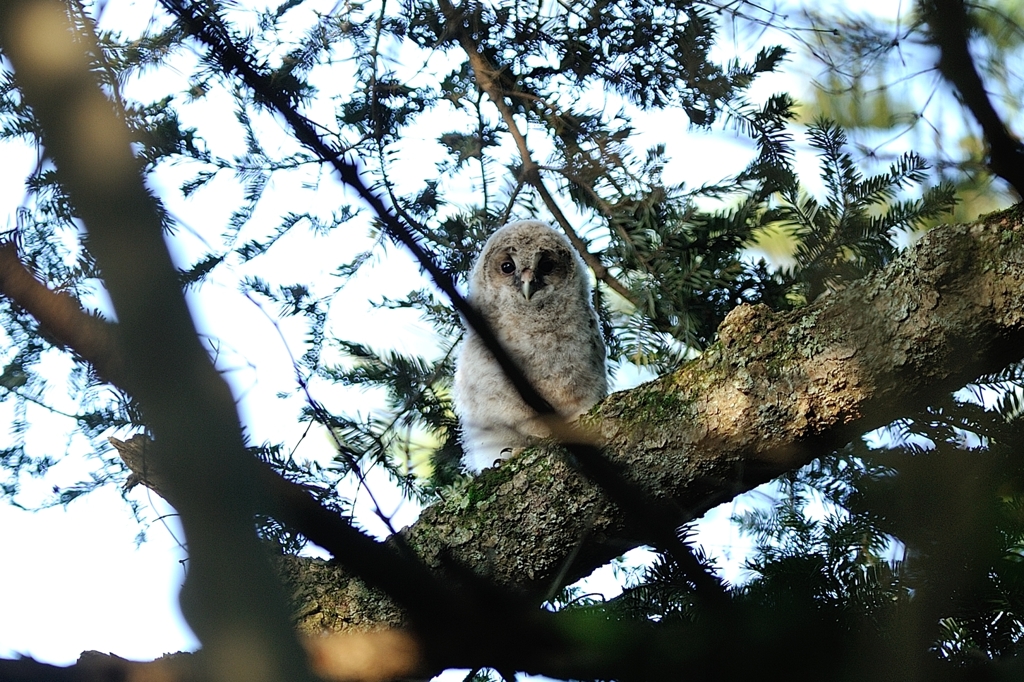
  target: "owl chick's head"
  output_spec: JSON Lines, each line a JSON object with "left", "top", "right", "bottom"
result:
{"left": 470, "top": 221, "right": 587, "bottom": 312}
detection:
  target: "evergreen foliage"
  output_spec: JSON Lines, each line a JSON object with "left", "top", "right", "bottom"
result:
{"left": 772, "top": 117, "right": 957, "bottom": 301}
{"left": 0, "top": 0, "right": 1023, "bottom": 679}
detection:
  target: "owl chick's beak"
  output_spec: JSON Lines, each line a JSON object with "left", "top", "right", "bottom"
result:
{"left": 520, "top": 268, "right": 535, "bottom": 300}
{"left": 519, "top": 253, "right": 544, "bottom": 300}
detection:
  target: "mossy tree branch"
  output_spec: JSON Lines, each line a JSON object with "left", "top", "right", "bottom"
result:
{"left": 278, "top": 206, "right": 1024, "bottom": 629}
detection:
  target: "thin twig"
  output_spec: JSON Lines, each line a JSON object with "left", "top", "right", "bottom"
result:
{"left": 438, "top": 0, "right": 638, "bottom": 304}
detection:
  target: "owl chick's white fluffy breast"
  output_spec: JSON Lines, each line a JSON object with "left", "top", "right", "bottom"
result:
{"left": 454, "top": 220, "right": 608, "bottom": 472}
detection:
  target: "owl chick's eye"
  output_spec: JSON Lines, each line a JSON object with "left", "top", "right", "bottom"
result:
{"left": 537, "top": 255, "right": 556, "bottom": 277}
{"left": 500, "top": 260, "right": 516, "bottom": 275}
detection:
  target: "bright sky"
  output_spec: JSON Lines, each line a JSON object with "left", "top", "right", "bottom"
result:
{"left": 0, "top": 0, "right": 933, "bottom": 670}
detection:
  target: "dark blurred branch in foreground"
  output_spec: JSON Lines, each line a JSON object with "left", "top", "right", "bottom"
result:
{"left": 0, "top": 2, "right": 314, "bottom": 682}
{"left": 0, "top": 638, "right": 422, "bottom": 682}
{"left": 924, "top": 0, "right": 1024, "bottom": 198}
{"left": 6, "top": 0, "right": 1024, "bottom": 679}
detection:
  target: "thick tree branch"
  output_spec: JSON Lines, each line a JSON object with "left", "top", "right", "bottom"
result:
{"left": 924, "top": 0, "right": 1024, "bottom": 198}
{"left": 276, "top": 205, "right": 1024, "bottom": 628}
{"left": 26, "top": 203, "right": 1024, "bottom": 639}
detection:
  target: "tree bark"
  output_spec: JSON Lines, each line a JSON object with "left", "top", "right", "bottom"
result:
{"left": 227, "top": 205, "right": 1024, "bottom": 631}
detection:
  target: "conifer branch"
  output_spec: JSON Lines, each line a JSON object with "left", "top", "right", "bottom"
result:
{"left": 7, "top": 205, "right": 1024, "bottom": 682}
{"left": 437, "top": 0, "right": 638, "bottom": 305}
{"left": 0, "top": 242, "right": 126, "bottom": 386}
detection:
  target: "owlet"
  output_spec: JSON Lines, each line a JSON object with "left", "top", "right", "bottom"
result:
{"left": 454, "top": 220, "right": 607, "bottom": 472}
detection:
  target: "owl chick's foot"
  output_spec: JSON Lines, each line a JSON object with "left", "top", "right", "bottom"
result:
{"left": 498, "top": 447, "right": 526, "bottom": 463}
